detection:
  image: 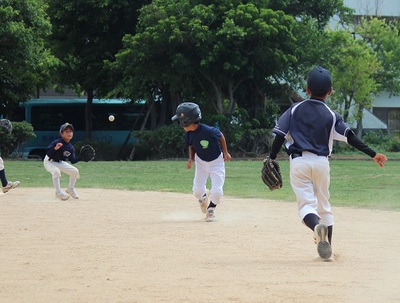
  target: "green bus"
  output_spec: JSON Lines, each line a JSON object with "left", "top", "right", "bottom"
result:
{"left": 13, "top": 98, "right": 147, "bottom": 159}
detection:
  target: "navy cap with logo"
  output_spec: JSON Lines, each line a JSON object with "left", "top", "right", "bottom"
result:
{"left": 307, "top": 66, "right": 332, "bottom": 96}
{"left": 59, "top": 122, "right": 74, "bottom": 133}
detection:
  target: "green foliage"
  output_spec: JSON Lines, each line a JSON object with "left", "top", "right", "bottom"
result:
{"left": 361, "top": 130, "right": 400, "bottom": 152}
{"left": 327, "top": 29, "right": 381, "bottom": 125}
{"left": 0, "top": 0, "right": 56, "bottom": 113}
{"left": 324, "top": 18, "right": 400, "bottom": 135}
{"left": 332, "top": 130, "right": 400, "bottom": 154}
{"left": 1, "top": 121, "right": 35, "bottom": 157}
{"left": 133, "top": 124, "right": 186, "bottom": 159}
{"left": 268, "top": 0, "right": 352, "bottom": 29}
{"left": 47, "top": 0, "right": 145, "bottom": 97}
{"left": 202, "top": 106, "right": 278, "bottom": 156}
{"left": 132, "top": 104, "right": 279, "bottom": 159}
{"left": 356, "top": 17, "right": 400, "bottom": 95}
{"left": 113, "top": 0, "right": 298, "bottom": 117}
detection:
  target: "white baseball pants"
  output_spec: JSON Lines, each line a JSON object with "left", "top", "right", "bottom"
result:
{"left": 43, "top": 155, "right": 80, "bottom": 180}
{"left": 289, "top": 151, "right": 334, "bottom": 226}
{"left": 193, "top": 153, "right": 225, "bottom": 205}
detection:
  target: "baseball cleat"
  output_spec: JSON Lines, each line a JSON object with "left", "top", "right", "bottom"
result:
{"left": 2, "top": 181, "right": 20, "bottom": 193}
{"left": 66, "top": 188, "right": 79, "bottom": 199}
{"left": 205, "top": 207, "right": 215, "bottom": 222}
{"left": 198, "top": 189, "right": 210, "bottom": 213}
{"left": 55, "top": 191, "right": 70, "bottom": 201}
{"left": 314, "top": 224, "right": 332, "bottom": 259}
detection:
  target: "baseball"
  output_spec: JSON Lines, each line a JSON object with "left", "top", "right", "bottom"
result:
{"left": 108, "top": 115, "right": 115, "bottom": 122}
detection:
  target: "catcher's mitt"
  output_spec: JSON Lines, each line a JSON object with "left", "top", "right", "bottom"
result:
{"left": 261, "top": 157, "right": 282, "bottom": 191}
{"left": 80, "top": 145, "right": 95, "bottom": 162}
{"left": 0, "top": 119, "right": 12, "bottom": 134}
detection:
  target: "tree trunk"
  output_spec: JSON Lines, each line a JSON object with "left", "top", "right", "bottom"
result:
{"left": 129, "top": 100, "right": 154, "bottom": 161}
{"left": 343, "top": 97, "right": 351, "bottom": 123}
{"left": 85, "top": 90, "right": 94, "bottom": 140}
{"left": 227, "top": 82, "right": 235, "bottom": 115}
{"left": 356, "top": 105, "right": 364, "bottom": 138}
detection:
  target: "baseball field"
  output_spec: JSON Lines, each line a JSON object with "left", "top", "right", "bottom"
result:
{"left": 1, "top": 159, "right": 399, "bottom": 302}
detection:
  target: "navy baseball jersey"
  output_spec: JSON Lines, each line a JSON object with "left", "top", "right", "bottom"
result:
{"left": 46, "top": 138, "right": 79, "bottom": 163}
{"left": 185, "top": 123, "right": 222, "bottom": 161}
{"left": 273, "top": 99, "right": 350, "bottom": 156}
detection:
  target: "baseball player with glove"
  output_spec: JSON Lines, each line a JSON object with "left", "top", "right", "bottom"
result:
{"left": 0, "top": 119, "right": 20, "bottom": 193}
{"left": 172, "top": 102, "right": 231, "bottom": 221}
{"left": 269, "top": 66, "right": 387, "bottom": 260}
{"left": 43, "top": 122, "right": 95, "bottom": 200}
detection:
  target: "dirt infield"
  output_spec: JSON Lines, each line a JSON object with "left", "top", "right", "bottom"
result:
{"left": 1, "top": 188, "right": 399, "bottom": 303}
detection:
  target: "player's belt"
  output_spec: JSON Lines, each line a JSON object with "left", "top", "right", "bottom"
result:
{"left": 45, "top": 155, "right": 60, "bottom": 162}
{"left": 291, "top": 152, "right": 302, "bottom": 159}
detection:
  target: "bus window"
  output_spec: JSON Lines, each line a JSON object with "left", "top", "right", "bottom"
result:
{"left": 31, "top": 105, "right": 86, "bottom": 131}
{"left": 13, "top": 99, "right": 149, "bottom": 159}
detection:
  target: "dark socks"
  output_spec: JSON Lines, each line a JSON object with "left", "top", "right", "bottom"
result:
{"left": 304, "top": 214, "right": 334, "bottom": 245}
{"left": 208, "top": 201, "right": 217, "bottom": 209}
{"left": 0, "top": 169, "right": 7, "bottom": 187}
{"left": 303, "top": 213, "right": 320, "bottom": 231}
{"left": 327, "top": 225, "right": 333, "bottom": 244}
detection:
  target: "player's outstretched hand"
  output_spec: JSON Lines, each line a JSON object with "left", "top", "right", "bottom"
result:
{"left": 373, "top": 153, "right": 387, "bottom": 167}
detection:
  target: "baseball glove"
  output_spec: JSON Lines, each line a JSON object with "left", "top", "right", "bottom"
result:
{"left": 261, "top": 157, "right": 282, "bottom": 191}
{"left": 80, "top": 145, "right": 95, "bottom": 162}
{"left": 0, "top": 119, "right": 12, "bottom": 134}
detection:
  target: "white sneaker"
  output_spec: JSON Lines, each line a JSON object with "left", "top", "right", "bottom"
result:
{"left": 198, "top": 189, "right": 210, "bottom": 213}
{"left": 314, "top": 224, "right": 332, "bottom": 259}
{"left": 66, "top": 188, "right": 79, "bottom": 199}
{"left": 2, "top": 181, "right": 20, "bottom": 193}
{"left": 205, "top": 207, "right": 215, "bottom": 222}
{"left": 55, "top": 191, "right": 70, "bottom": 201}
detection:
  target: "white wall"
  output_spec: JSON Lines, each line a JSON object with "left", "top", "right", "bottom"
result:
{"left": 371, "top": 92, "right": 400, "bottom": 108}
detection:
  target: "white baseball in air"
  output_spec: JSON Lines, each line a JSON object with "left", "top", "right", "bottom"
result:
{"left": 108, "top": 115, "right": 115, "bottom": 122}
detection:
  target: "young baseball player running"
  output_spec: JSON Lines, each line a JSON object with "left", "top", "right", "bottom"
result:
{"left": 44, "top": 122, "right": 81, "bottom": 201}
{"left": 172, "top": 102, "right": 231, "bottom": 221}
{"left": 269, "top": 66, "right": 387, "bottom": 259}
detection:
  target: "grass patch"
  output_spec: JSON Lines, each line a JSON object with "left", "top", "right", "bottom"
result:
{"left": 4, "top": 155, "right": 400, "bottom": 211}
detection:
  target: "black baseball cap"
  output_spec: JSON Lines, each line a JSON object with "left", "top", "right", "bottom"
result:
{"left": 307, "top": 66, "right": 332, "bottom": 96}
{"left": 59, "top": 122, "right": 74, "bottom": 133}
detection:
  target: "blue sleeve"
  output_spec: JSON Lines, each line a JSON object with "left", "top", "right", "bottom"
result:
{"left": 273, "top": 109, "right": 291, "bottom": 137}
{"left": 333, "top": 112, "right": 350, "bottom": 142}
{"left": 69, "top": 145, "right": 80, "bottom": 164}
{"left": 46, "top": 140, "right": 58, "bottom": 158}
{"left": 210, "top": 127, "right": 222, "bottom": 141}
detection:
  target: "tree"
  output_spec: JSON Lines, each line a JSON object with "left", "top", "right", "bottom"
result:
{"left": 355, "top": 17, "right": 400, "bottom": 96}
{"left": 47, "top": 0, "right": 148, "bottom": 139}
{"left": 0, "top": 0, "right": 56, "bottom": 116}
{"left": 325, "top": 17, "right": 400, "bottom": 137}
{"left": 268, "top": 0, "right": 353, "bottom": 29}
{"left": 114, "top": 0, "right": 298, "bottom": 124}
{"left": 326, "top": 30, "right": 381, "bottom": 137}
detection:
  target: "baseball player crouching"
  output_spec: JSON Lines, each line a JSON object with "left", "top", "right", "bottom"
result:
{"left": 172, "top": 102, "right": 231, "bottom": 221}
{"left": 269, "top": 66, "right": 387, "bottom": 259}
{"left": 43, "top": 123, "right": 81, "bottom": 200}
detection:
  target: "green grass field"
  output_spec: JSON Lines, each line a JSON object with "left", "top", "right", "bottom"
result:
{"left": 4, "top": 155, "right": 400, "bottom": 211}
